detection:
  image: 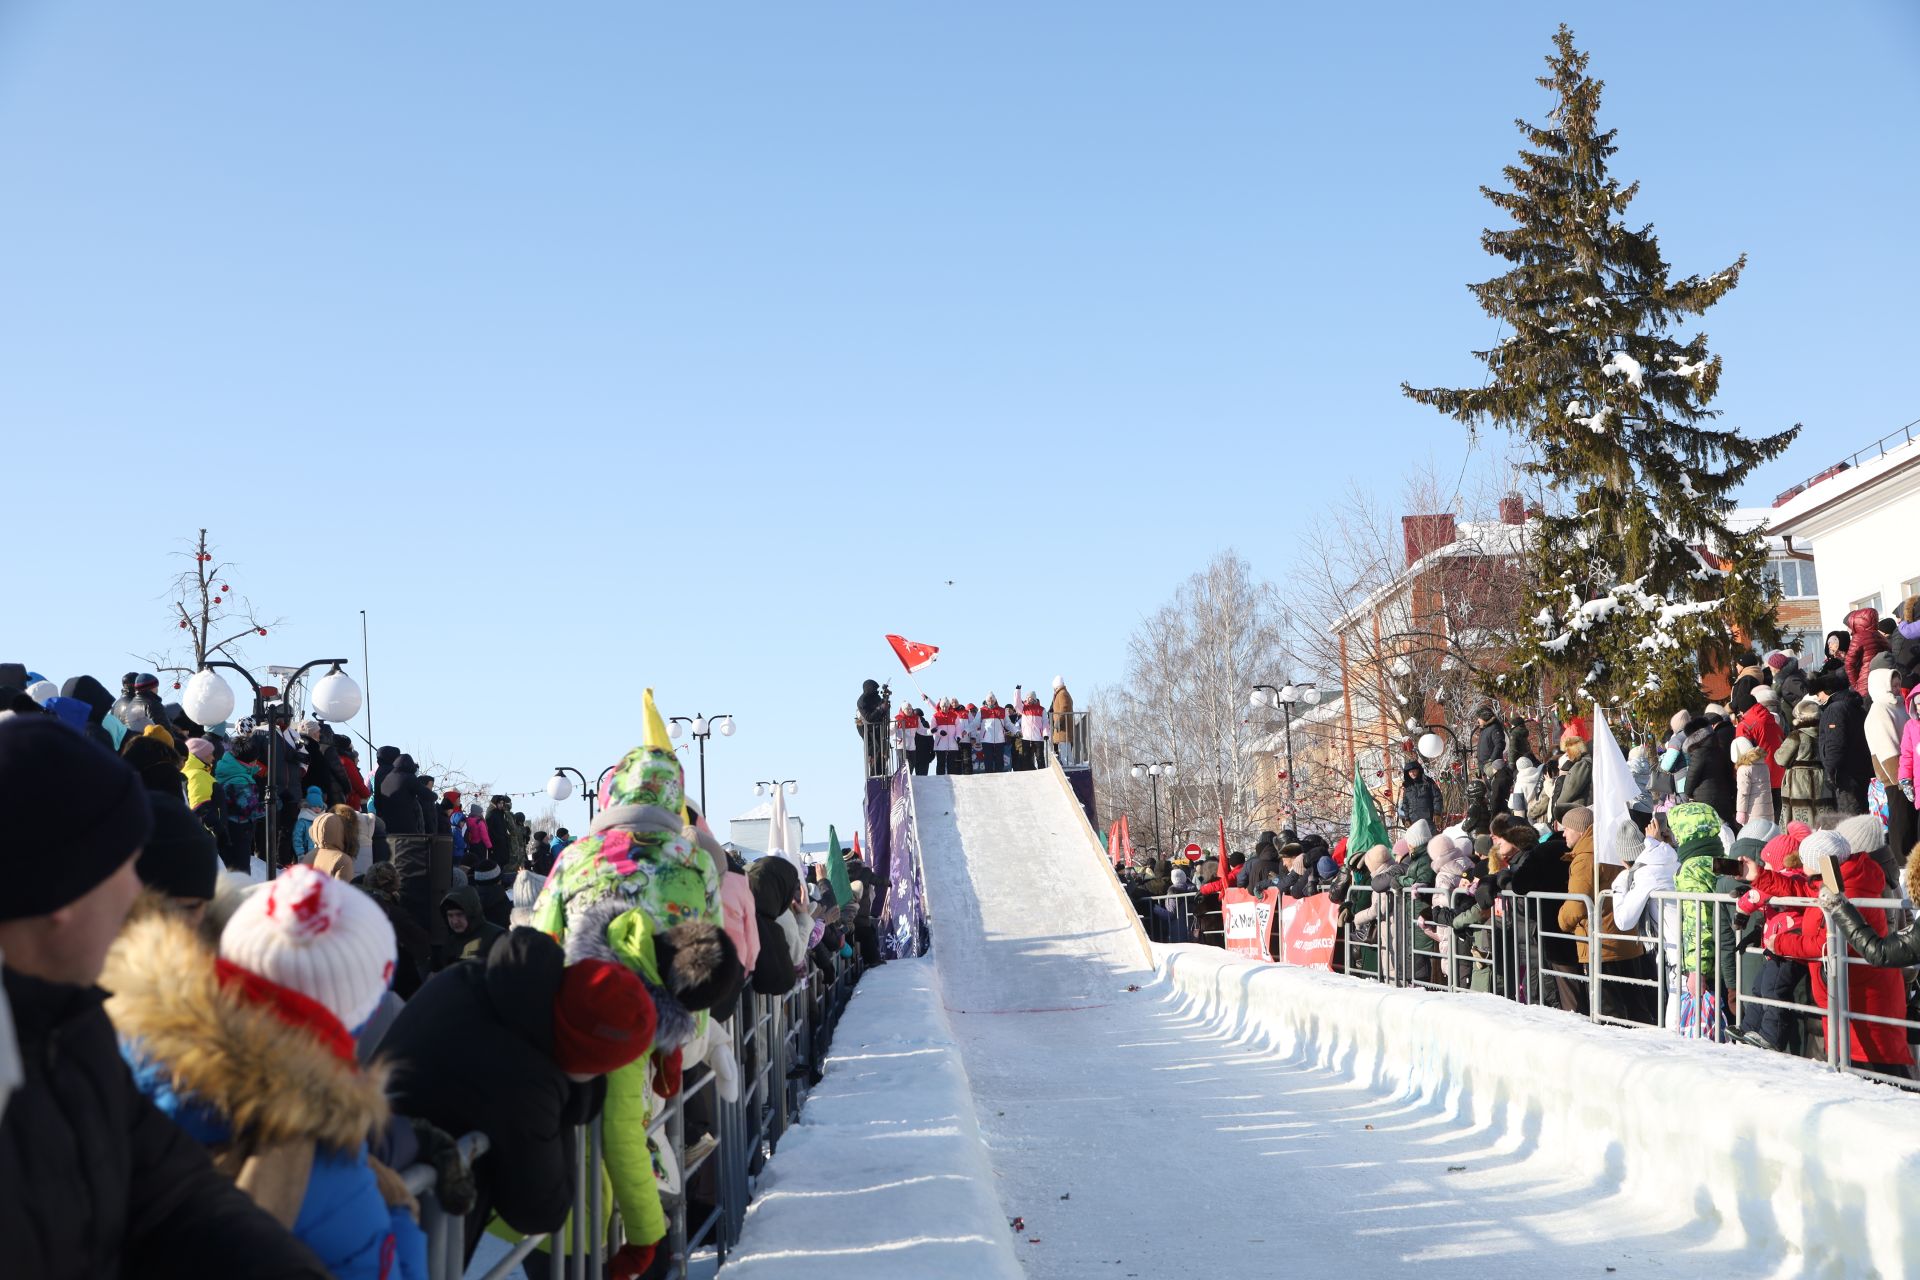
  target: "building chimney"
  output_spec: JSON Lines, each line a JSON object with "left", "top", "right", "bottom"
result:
{"left": 1402, "top": 513, "right": 1457, "bottom": 567}
{"left": 1499, "top": 492, "right": 1525, "bottom": 525}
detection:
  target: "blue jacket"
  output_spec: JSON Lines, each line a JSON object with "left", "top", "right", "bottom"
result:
{"left": 103, "top": 911, "right": 427, "bottom": 1280}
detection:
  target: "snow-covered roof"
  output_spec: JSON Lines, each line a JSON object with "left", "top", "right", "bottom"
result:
{"left": 1331, "top": 521, "right": 1528, "bottom": 633}
{"left": 1767, "top": 431, "right": 1920, "bottom": 538}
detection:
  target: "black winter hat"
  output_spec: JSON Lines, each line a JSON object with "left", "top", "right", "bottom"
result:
{"left": 654, "top": 920, "right": 745, "bottom": 1018}
{"left": 138, "top": 790, "right": 218, "bottom": 902}
{"left": 0, "top": 718, "right": 154, "bottom": 921}
{"left": 121, "top": 733, "right": 184, "bottom": 791}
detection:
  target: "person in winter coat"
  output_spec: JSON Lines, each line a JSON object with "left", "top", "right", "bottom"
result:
{"left": 1551, "top": 733, "right": 1592, "bottom": 824}
{"left": 1665, "top": 801, "right": 1732, "bottom": 1037}
{"left": 1556, "top": 808, "right": 1652, "bottom": 1023}
{"left": 1242, "top": 831, "right": 1283, "bottom": 896}
{"left": 746, "top": 856, "right": 801, "bottom": 994}
{"left": 383, "top": 930, "right": 656, "bottom": 1260}
{"left": 1766, "top": 830, "right": 1913, "bottom": 1073}
{"left": 931, "top": 700, "right": 960, "bottom": 775}
{"left": 978, "top": 695, "right": 1010, "bottom": 774}
{"left": 1764, "top": 650, "right": 1810, "bottom": 712}
{"left": 0, "top": 720, "right": 331, "bottom": 1280}
{"left": 109, "top": 672, "right": 169, "bottom": 734}
{"left": 526, "top": 692, "right": 734, "bottom": 1279}
{"left": 1864, "top": 667, "right": 1914, "bottom": 858}
{"left": 1823, "top": 843, "right": 1920, "bottom": 968}
{"left": 1050, "top": 677, "right": 1075, "bottom": 765}
{"left": 1677, "top": 708, "right": 1735, "bottom": 822}
{"left": 57, "top": 672, "right": 119, "bottom": 752}
{"left": 374, "top": 749, "right": 425, "bottom": 835}
{"left": 291, "top": 786, "right": 327, "bottom": 860}
{"left": 1815, "top": 674, "right": 1872, "bottom": 815}
{"left": 528, "top": 829, "right": 556, "bottom": 877}
{"left": 1732, "top": 824, "right": 1816, "bottom": 1054}
{"left": 104, "top": 866, "right": 424, "bottom": 1280}
{"left": 1737, "top": 689, "right": 1787, "bottom": 790}
{"left": 1397, "top": 763, "right": 1444, "bottom": 828}
{"left": 894, "top": 703, "right": 928, "bottom": 775}
{"left": 1818, "top": 629, "right": 1849, "bottom": 683}
{"left": 485, "top": 797, "right": 518, "bottom": 877}
{"left": 1731, "top": 737, "right": 1774, "bottom": 826}
{"left": 1774, "top": 697, "right": 1826, "bottom": 826}
{"left": 465, "top": 859, "right": 510, "bottom": 931}
{"left": 439, "top": 883, "right": 505, "bottom": 968}
{"left": 1610, "top": 813, "right": 1684, "bottom": 1028}
{"left": 307, "top": 810, "right": 358, "bottom": 880}
{"left": 359, "top": 862, "right": 430, "bottom": 1000}
{"left": 1844, "top": 606, "right": 1888, "bottom": 696}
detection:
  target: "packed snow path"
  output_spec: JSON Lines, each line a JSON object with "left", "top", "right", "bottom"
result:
{"left": 908, "top": 770, "right": 1790, "bottom": 1278}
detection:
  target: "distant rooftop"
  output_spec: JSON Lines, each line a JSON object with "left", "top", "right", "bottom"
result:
{"left": 1770, "top": 418, "right": 1920, "bottom": 511}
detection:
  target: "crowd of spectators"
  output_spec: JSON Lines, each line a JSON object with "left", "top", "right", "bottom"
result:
{"left": 0, "top": 668, "right": 879, "bottom": 1280}
{"left": 1119, "top": 618, "right": 1920, "bottom": 1084}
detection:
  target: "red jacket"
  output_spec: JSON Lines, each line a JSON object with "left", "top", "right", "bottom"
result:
{"left": 1845, "top": 606, "right": 1888, "bottom": 696}
{"left": 1736, "top": 703, "right": 1786, "bottom": 788}
{"left": 1769, "top": 854, "right": 1911, "bottom": 1066}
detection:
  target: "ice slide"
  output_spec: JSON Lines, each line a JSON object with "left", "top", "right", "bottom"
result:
{"left": 730, "top": 768, "right": 1920, "bottom": 1278}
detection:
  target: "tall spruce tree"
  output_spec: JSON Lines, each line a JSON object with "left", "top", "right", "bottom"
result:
{"left": 1403, "top": 26, "right": 1797, "bottom": 724}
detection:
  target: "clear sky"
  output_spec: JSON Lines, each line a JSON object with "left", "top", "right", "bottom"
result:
{"left": 5, "top": 3, "right": 1917, "bottom": 840}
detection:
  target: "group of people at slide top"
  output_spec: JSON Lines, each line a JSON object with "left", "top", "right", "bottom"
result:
{"left": 1122, "top": 619, "right": 1920, "bottom": 1086}
{"left": 856, "top": 675, "right": 1075, "bottom": 776}
{"left": 0, "top": 663, "right": 886, "bottom": 1280}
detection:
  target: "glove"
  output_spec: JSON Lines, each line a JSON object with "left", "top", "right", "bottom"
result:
{"left": 707, "top": 1034, "right": 741, "bottom": 1103}
{"left": 1762, "top": 912, "right": 1797, "bottom": 954}
{"left": 1736, "top": 888, "right": 1765, "bottom": 915}
{"left": 407, "top": 1118, "right": 477, "bottom": 1216}
{"left": 608, "top": 1242, "right": 663, "bottom": 1280}
{"left": 653, "top": 1047, "right": 684, "bottom": 1100}
{"left": 1903, "top": 779, "right": 1915, "bottom": 805}
{"left": 1818, "top": 886, "right": 1844, "bottom": 910}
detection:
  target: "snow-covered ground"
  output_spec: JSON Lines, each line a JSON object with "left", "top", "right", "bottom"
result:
{"left": 497, "top": 769, "right": 1920, "bottom": 1277}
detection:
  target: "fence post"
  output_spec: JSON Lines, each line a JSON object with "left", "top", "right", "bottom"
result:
{"left": 1587, "top": 888, "right": 1602, "bottom": 1024}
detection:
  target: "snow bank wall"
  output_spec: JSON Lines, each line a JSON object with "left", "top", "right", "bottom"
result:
{"left": 1161, "top": 946, "right": 1920, "bottom": 1279}
{"left": 724, "top": 959, "right": 1022, "bottom": 1279}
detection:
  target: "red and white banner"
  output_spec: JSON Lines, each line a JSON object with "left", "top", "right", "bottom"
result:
{"left": 1222, "top": 887, "right": 1280, "bottom": 961}
{"left": 884, "top": 634, "right": 940, "bottom": 674}
{"left": 1278, "top": 892, "right": 1338, "bottom": 969}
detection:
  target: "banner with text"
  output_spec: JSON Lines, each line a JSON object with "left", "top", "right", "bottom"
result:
{"left": 1223, "top": 887, "right": 1280, "bottom": 961}
{"left": 1278, "top": 892, "right": 1339, "bottom": 970}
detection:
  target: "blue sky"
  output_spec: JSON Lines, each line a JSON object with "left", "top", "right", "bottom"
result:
{"left": 5, "top": 3, "right": 1917, "bottom": 840}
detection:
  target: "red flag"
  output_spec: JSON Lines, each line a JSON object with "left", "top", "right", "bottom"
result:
{"left": 1218, "top": 815, "right": 1230, "bottom": 884}
{"left": 1118, "top": 814, "right": 1134, "bottom": 867}
{"left": 884, "top": 634, "right": 940, "bottom": 673}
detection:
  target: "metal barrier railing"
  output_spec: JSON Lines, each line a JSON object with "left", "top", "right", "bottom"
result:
{"left": 1160, "top": 876, "right": 1919, "bottom": 1093}
{"left": 397, "top": 946, "right": 869, "bottom": 1280}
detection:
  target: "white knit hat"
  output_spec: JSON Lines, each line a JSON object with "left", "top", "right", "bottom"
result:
{"left": 1837, "top": 814, "right": 1887, "bottom": 855}
{"left": 219, "top": 865, "right": 396, "bottom": 1032}
{"left": 1800, "top": 830, "right": 1850, "bottom": 871}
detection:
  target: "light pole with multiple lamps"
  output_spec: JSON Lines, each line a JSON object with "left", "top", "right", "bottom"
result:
{"left": 1128, "top": 760, "right": 1175, "bottom": 857}
{"left": 1249, "top": 681, "right": 1320, "bottom": 827}
{"left": 181, "top": 659, "right": 360, "bottom": 879}
{"left": 669, "top": 713, "right": 735, "bottom": 815}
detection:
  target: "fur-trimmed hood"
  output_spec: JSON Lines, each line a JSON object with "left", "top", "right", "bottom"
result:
{"left": 563, "top": 896, "right": 694, "bottom": 1052}
{"left": 103, "top": 911, "right": 389, "bottom": 1153}
{"left": 1907, "top": 844, "right": 1920, "bottom": 909}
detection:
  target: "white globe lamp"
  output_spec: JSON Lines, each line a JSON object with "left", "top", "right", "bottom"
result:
{"left": 181, "top": 668, "right": 237, "bottom": 727}
{"left": 546, "top": 772, "right": 573, "bottom": 802}
{"left": 1417, "top": 732, "right": 1446, "bottom": 761}
{"left": 310, "top": 667, "right": 363, "bottom": 722}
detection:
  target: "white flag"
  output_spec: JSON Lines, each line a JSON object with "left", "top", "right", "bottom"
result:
{"left": 766, "top": 784, "right": 804, "bottom": 876}
{"left": 1590, "top": 703, "right": 1638, "bottom": 867}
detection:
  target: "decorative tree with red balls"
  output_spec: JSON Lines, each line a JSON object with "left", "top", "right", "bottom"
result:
{"left": 140, "top": 528, "right": 286, "bottom": 680}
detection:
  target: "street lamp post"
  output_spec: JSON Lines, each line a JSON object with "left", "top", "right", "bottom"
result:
{"left": 185, "top": 658, "right": 357, "bottom": 879}
{"left": 669, "top": 713, "right": 735, "bottom": 816}
{"left": 1414, "top": 723, "right": 1465, "bottom": 820}
{"left": 547, "top": 766, "right": 596, "bottom": 823}
{"left": 1128, "top": 760, "right": 1175, "bottom": 858}
{"left": 1250, "top": 682, "right": 1320, "bottom": 827}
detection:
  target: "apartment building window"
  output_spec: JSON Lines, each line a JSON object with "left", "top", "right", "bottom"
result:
{"left": 1764, "top": 557, "right": 1819, "bottom": 599}
{"left": 1902, "top": 576, "right": 1920, "bottom": 601}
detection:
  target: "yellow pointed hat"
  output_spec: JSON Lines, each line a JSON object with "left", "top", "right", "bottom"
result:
{"left": 642, "top": 686, "right": 673, "bottom": 755}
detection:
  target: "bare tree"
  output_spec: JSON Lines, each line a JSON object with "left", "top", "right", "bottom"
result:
{"left": 1283, "top": 458, "right": 1539, "bottom": 821}
{"left": 1090, "top": 551, "right": 1296, "bottom": 856}
{"left": 415, "top": 753, "right": 493, "bottom": 807}
{"left": 140, "top": 528, "right": 285, "bottom": 684}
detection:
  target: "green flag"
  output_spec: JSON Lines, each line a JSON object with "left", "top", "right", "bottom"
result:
{"left": 1349, "top": 764, "right": 1389, "bottom": 856}
{"left": 826, "top": 825, "right": 854, "bottom": 909}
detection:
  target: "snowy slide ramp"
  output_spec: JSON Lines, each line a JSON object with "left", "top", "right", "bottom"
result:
{"left": 910, "top": 770, "right": 1796, "bottom": 1279}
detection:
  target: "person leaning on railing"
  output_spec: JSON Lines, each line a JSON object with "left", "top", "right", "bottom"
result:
{"left": 1821, "top": 840, "right": 1920, "bottom": 968}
